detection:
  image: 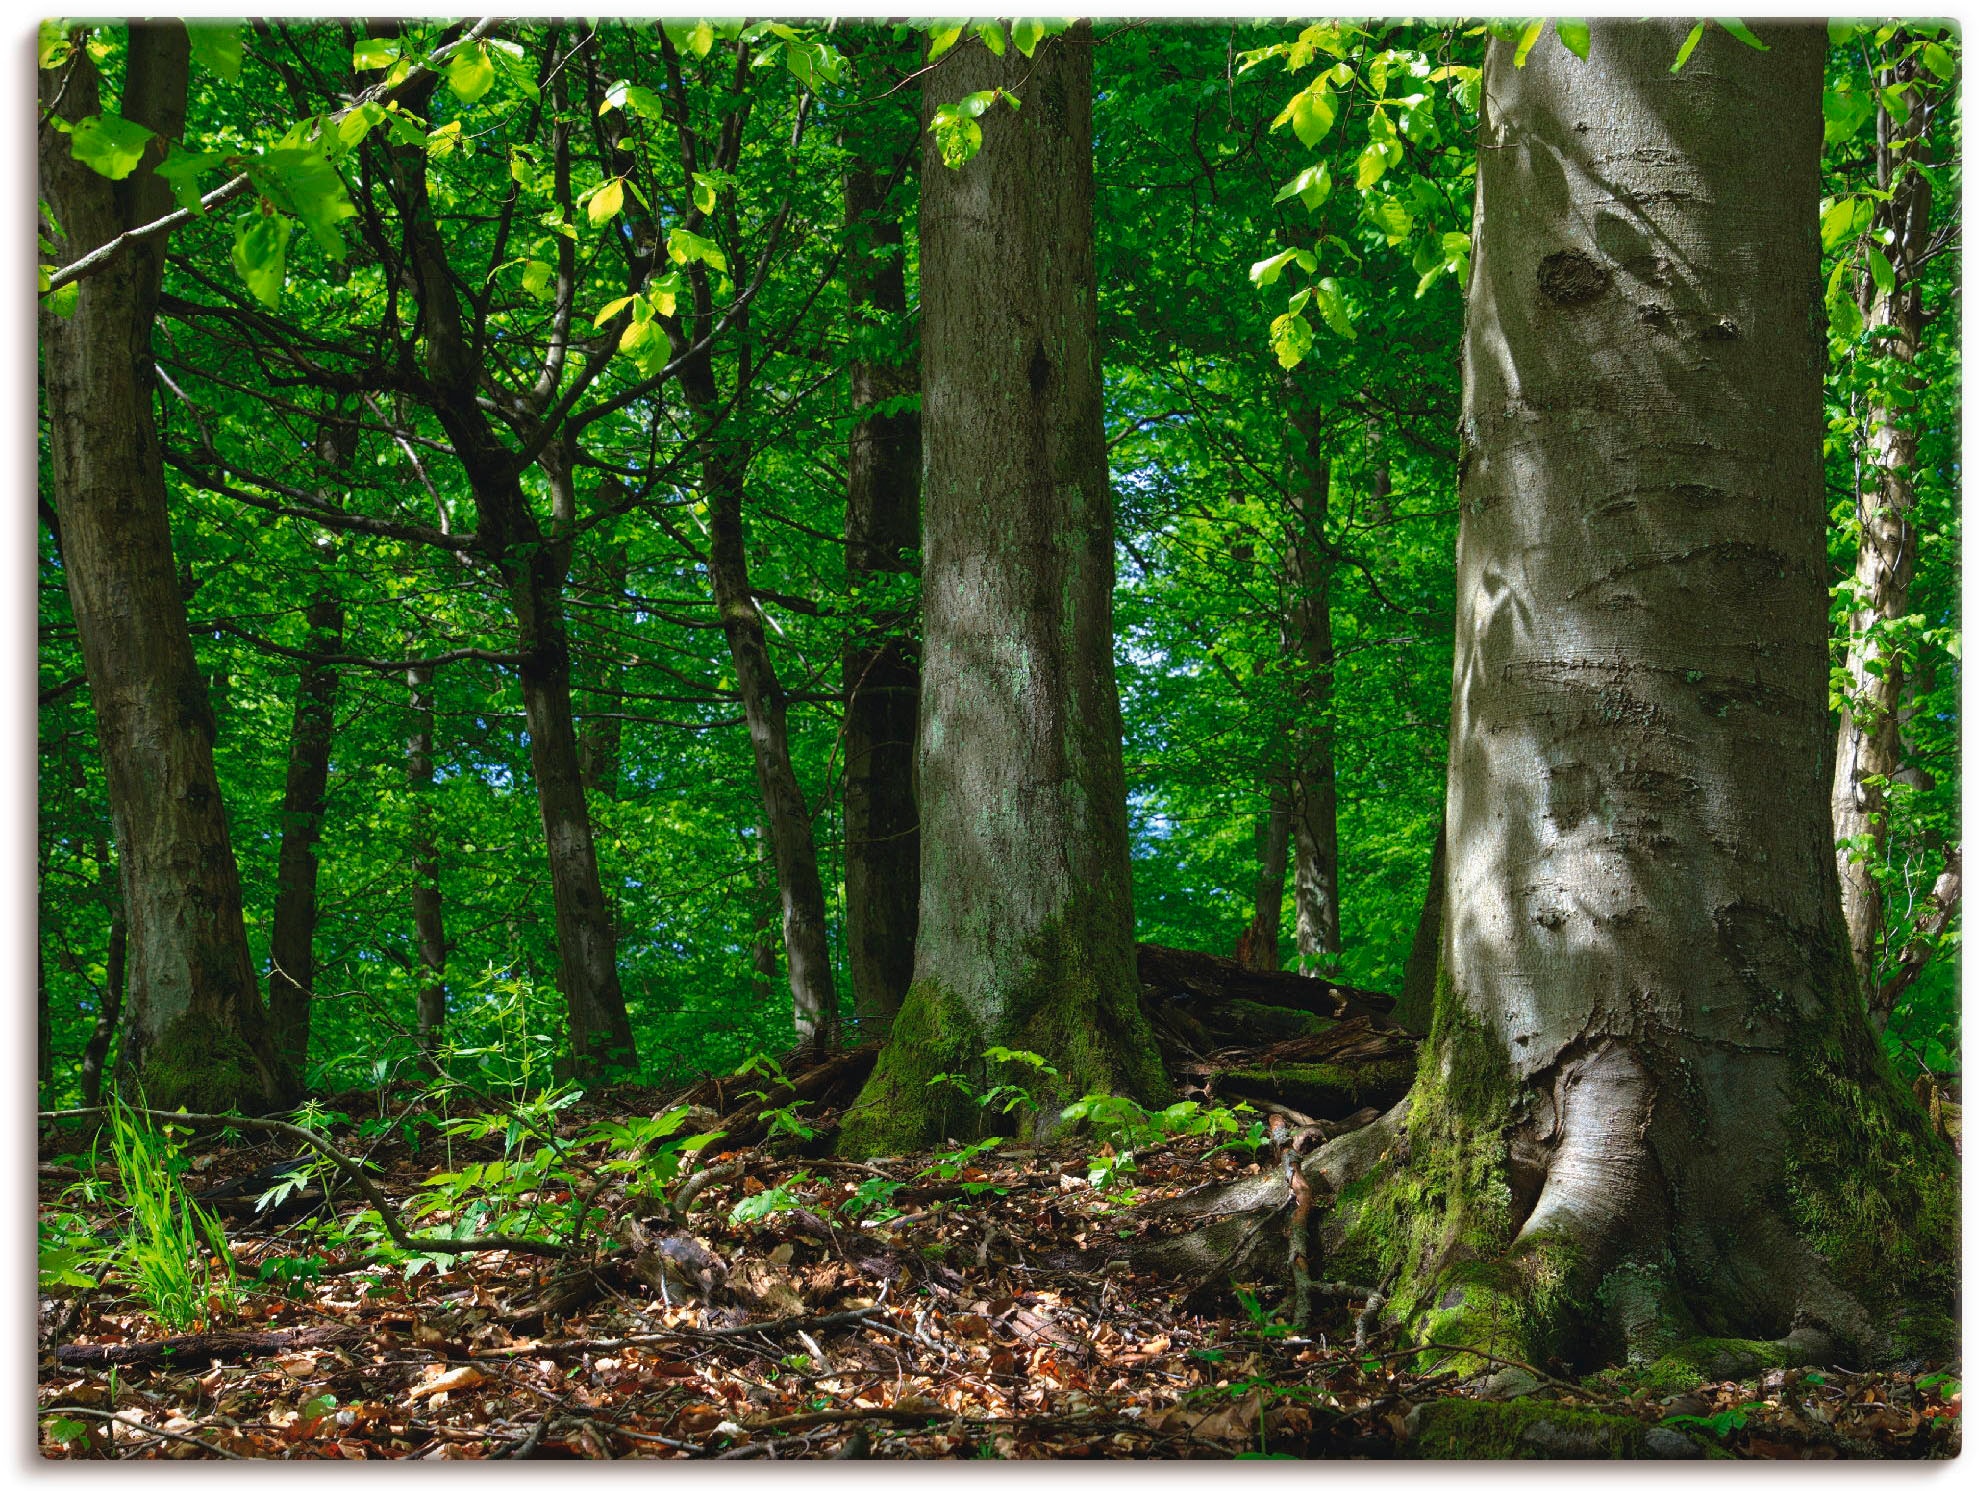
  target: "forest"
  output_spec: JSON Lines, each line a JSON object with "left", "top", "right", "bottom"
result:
{"left": 36, "top": 14, "right": 1961, "bottom": 1460}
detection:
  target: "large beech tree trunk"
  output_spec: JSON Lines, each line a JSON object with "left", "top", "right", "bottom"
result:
{"left": 1830, "top": 53, "right": 1940, "bottom": 1025}
{"left": 39, "top": 23, "right": 291, "bottom": 1111}
{"left": 840, "top": 27, "right": 1166, "bottom": 1154}
{"left": 1352, "top": 21, "right": 1955, "bottom": 1369}
{"left": 1284, "top": 392, "right": 1342, "bottom": 970}
{"left": 841, "top": 110, "right": 924, "bottom": 1039}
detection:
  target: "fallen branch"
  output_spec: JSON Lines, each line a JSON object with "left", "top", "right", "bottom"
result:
{"left": 54, "top": 1323, "right": 361, "bottom": 1367}
{"left": 36, "top": 1405, "right": 246, "bottom": 1459}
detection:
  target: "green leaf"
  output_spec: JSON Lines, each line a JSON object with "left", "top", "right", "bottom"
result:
{"left": 1827, "top": 20, "right": 1861, "bottom": 47}
{"left": 1249, "top": 248, "right": 1312, "bottom": 288}
{"left": 1311, "top": 276, "right": 1356, "bottom": 339}
{"left": 69, "top": 113, "right": 155, "bottom": 182}
{"left": 593, "top": 294, "right": 637, "bottom": 326}
{"left": 587, "top": 176, "right": 625, "bottom": 225}
{"left": 1820, "top": 196, "right": 1863, "bottom": 252}
{"left": 43, "top": 279, "right": 79, "bottom": 317}
{"left": 254, "top": 148, "right": 356, "bottom": 258}
{"left": 1922, "top": 41, "right": 1955, "bottom": 81}
{"left": 1555, "top": 19, "right": 1591, "bottom": 60}
{"left": 1012, "top": 18, "right": 1064, "bottom": 57}
{"left": 1671, "top": 22, "right": 1704, "bottom": 72}
{"left": 1273, "top": 162, "right": 1332, "bottom": 213}
{"left": 1269, "top": 311, "right": 1313, "bottom": 369}
{"left": 231, "top": 210, "right": 294, "bottom": 308}
{"left": 155, "top": 146, "right": 224, "bottom": 214}
{"left": 1354, "top": 140, "right": 1391, "bottom": 191}
{"left": 692, "top": 174, "right": 718, "bottom": 216}
{"left": 520, "top": 259, "right": 554, "bottom": 300}
{"left": 1826, "top": 258, "right": 1863, "bottom": 341}
{"left": 334, "top": 100, "right": 387, "bottom": 154}
{"left": 1513, "top": 18, "right": 1546, "bottom": 67}
{"left": 1715, "top": 18, "right": 1768, "bottom": 51}
{"left": 352, "top": 37, "right": 399, "bottom": 71}
{"left": 667, "top": 226, "right": 727, "bottom": 272}
{"left": 447, "top": 41, "right": 495, "bottom": 104}
{"left": 38, "top": 19, "right": 74, "bottom": 70}
{"left": 187, "top": 23, "right": 243, "bottom": 82}
{"left": 927, "top": 24, "right": 964, "bottom": 61}
{"left": 977, "top": 21, "right": 1006, "bottom": 57}
{"left": 1366, "top": 195, "right": 1413, "bottom": 245}
{"left": 931, "top": 92, "right": 1002, "bottom": 169}
{"left": 1867, "top": 246, "right": 1895, "bottom": 299}
{"left": 1278, "top": 82, "right": 1337, "bottom": 148}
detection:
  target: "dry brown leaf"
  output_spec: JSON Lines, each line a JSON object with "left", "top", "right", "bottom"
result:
{"left": 408, "top": 1364, "right": 486, "bottom": 1401}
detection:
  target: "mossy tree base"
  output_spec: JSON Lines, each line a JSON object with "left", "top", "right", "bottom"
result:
{"left": 125, "top": 1013, "right": 290, "bottom": 1115}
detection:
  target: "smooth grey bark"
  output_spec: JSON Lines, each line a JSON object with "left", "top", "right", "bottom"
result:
{"left": 1236, "top": 779, "right": 1292, "bottom": 971}
{"left": 841, "top": 112, "right": 923, "bottom": 1039}
{"left": 39, "top": 22, "right": 291, "bottom": 1111}
{"left": 1284, "top": 390, "right": 1341, "bottom": 970}
{"left": 406, "top": 662, "right": 447, "bottom": 1049}
{"left": 840, "top": 27, "right": 1166, "bottom": 1154}
{"left": 1830, "top": 51, "right": 1942, "bottom": 1023}
{"left": 1393, "top": 21, "right": 1953, "bottom": 1362}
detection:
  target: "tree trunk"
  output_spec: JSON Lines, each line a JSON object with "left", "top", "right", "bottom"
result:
{"left": 841, "top": 110, "right": 924, "bottom": 1040}
{"left": 1235, "top": 778, "right": 1292, "bottom": 972}
{"left": 79, "top": 910, "right": 128, "bottom": 1107}
{"left": 751, "top": 822, "right": 780, "bottom": 1000}
{"left": 1392, "top": 810, "right": 1444, "bottom": 1035}
{"left": 839, "top": 26, "right": 1167, "bottom": 1154}
{"left": 38, "top": 22, "right": 291, "bottom": 1112}
{"left": 1831, "top": 53, "right": 1937, "bottom": 1025}
{"left": 578, "top": 543, "right": 628, "bottom": 800}
{"left": 265, "top": 592, "right": 342, "bottom": 1074}
{"left": 685, "top": 358, "right": 841, "bottom": 1053}
{"left": 407, "top": 662, "right": 447, "bottom": 1049}
{"left": 1350, "top": 21, "right": 1955, "bottom": 1370}
{"left": 1284, "top": 390, "right": 1341, "bottom": 970}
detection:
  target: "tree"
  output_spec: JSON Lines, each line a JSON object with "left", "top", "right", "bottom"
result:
{"left": 1341, "top": 20, "right": 1955, "bottom": 1366}
{"left": 839, "top": 26, "right": 1167, "bottom": 1151}
{"left": 39, "top": 21, "right": 293, "bottom": 1111}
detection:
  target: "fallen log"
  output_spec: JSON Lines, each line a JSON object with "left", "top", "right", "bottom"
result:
{"left": 54, "top": 1323, "right": 362, "bottom": 1368}
{"left": 1135, "top": 942, "right": 1396, "bottom": 1048}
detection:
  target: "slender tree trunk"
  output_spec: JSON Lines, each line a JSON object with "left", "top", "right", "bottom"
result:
{"left": 841, "top": 26, "right": 1166, "bottom": 1153}
{"left": 751, "top": 822, "right": 780, "bottom": 1000}
{"left": 1236, "top": 778, "right": 1291, "bottom": 971}
{"left": 577, "top": 544, "right": 628, "bottom": 801}
{"left": 1355, "top": 21, "right": 1953, "bottom": 1367}
{"left": 38, "top": 23, "right": 290, "bottom": 1111}
{"left": 266, "top": 591, "right": 342, "bottom": 1074}
{"left": 1284, "top": 398, "right": 1341, "bottom": 970}
{"left": 407, "top": 662, "right": 447, "bottom": 1049}
{"left": 389, "top": 111, "right": 638, "bottom": 1081}
{"left": 684, "top": 357, "right": 841, "bottom": 1052}
{"left": 79, "top": 911, "right": 128, "bottom": 1108}
{"left": 841, "top": 122, "right": 923, "bottom": 1038}
{"left": 1393, "top": 811, "right": 1444, "bottom": 1035}
{"left": 1831, "top": 54, "right": 1938, "bottom": 1025}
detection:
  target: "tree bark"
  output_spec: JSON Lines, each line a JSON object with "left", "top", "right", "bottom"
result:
{"left": 684, "top": 360, "right": 842, "bottom": 1052}
{"left": 1830, "top": 51, "right": 1938, "bottom": 1025}
{"left": 841, "top": 100, "right": 924, "bottom": 1040}
{"left": 387, "top": 106, "right": 638, "bottom": 1081}
{"left": 1235, "top": 778, "right": 1292, "bottom": 971}
{"left": 266, "top": 590, "right": 342, "bottom": 1073}
{"left": 1359, "top": 20, "right": 1955, "bottom": 1369}
{"left": 38, "top": 22, "right": 291, "bottom": 1111}
{"left": 406, "top": 662, "right": 447, "bottom": 1049}
{"left": 839, "top": 26, "right": 1167, "bottom": 1154}
{"left": 1392, "top": 810, "right": 1444, "bottom": 1036}
{"left": 1284, "top": 388, "right": 1341, "bottom": 970}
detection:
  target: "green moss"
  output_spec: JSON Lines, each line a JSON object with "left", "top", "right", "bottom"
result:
{"left": 833, "top": 978, "right": 981, "bottom": 1156}
{"left": 127, "top": 1015, "right": 270, "bottom": 1114}
{"left": 1638, "top": 1337, "right": 1797, "bottom": 1396}
{"left": 1407, "top": 1398, "right": 1648, "bottom": 1459}
{"left": 1781, "top": 947, "right": 1960, "bottom": 1342}
{"left": 1218, "top": 1056, "right": 1414, "bottom": 1118}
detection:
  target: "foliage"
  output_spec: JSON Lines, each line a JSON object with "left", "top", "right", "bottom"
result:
{"left": 95, "top": 1097, "right": 240, "bottom": 1333}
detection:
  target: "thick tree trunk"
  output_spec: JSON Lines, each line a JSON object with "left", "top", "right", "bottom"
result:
{"left": 1831, "top": 56, "right": 1937, "bottom": 1025}
{"left": 577, "top": 544, "right": 628, "bottom": 801}
{"left": 685, "top": 361, "right": 841, "bottom": 1052}
{"left": 841, "top": 124, "right": 923, "bottom": 1040}
{"left": 1347, "top": 21, "right": 1955, "bottom": 1370}
{"left": 266, "top": 592, "right": 342, "bottom": 1073}
{"left": 406, "top": 663, "right": 447, "bottom": 1049}
{"left": 1235, "top": 778, "right": 1292, "bottom": 971}
{"left": 1284, "top": 393, "right": 1341, "bottom": 969}
{"left": 839, "top": 26, "right": 1167, "bottom": 1154}
{"left": 38, "top": 23, "right": 291, "bottom": 1111}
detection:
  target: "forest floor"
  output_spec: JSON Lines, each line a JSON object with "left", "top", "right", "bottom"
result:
{"left": 36, "top": 1060, "right": 1961, "bottom": 1462}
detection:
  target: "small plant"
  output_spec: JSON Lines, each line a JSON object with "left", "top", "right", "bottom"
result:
{"left": 1060, "top": 1093, "right": 1251, "bottom": 1189}
{"left": 926, "top": 1047, "right": 1061, "bottom": 1132}
{"left": 731, "top": 1171, "right": 813, "bottom": 1225}
{"left": 916, "top": 1135, "right": 1005, "bottom": 1194}
{"left": 1663, "top": 1408, "right": 1747, "bottom": 1441}
{"left": 839, "top": 1176, "right": 905, "bottom": 1221}
{"left": 1233, "top": 1286, "right": 1295, "bottom": 1340}
{"left": 99, "top": 1095, "right": 239, "bottom": 1332}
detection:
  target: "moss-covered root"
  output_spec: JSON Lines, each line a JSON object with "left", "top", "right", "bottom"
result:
{"left": 1633, "top": 1332, "right": 1826, "bottom": 1397}
{"left": 1405, "top": 1399, "right": 1710, "bottom": 1459}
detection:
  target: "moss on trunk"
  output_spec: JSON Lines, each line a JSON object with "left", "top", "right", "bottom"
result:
{"left": 1406, "top": 1399, "right": 1652, "bottom": 1459}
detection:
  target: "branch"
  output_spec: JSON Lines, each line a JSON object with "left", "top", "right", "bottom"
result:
{"left": 203, "top": 618, "right": 523, "bottom": 673}
{"left": 44, "top": 17, "right": 507, "bottom": 294}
